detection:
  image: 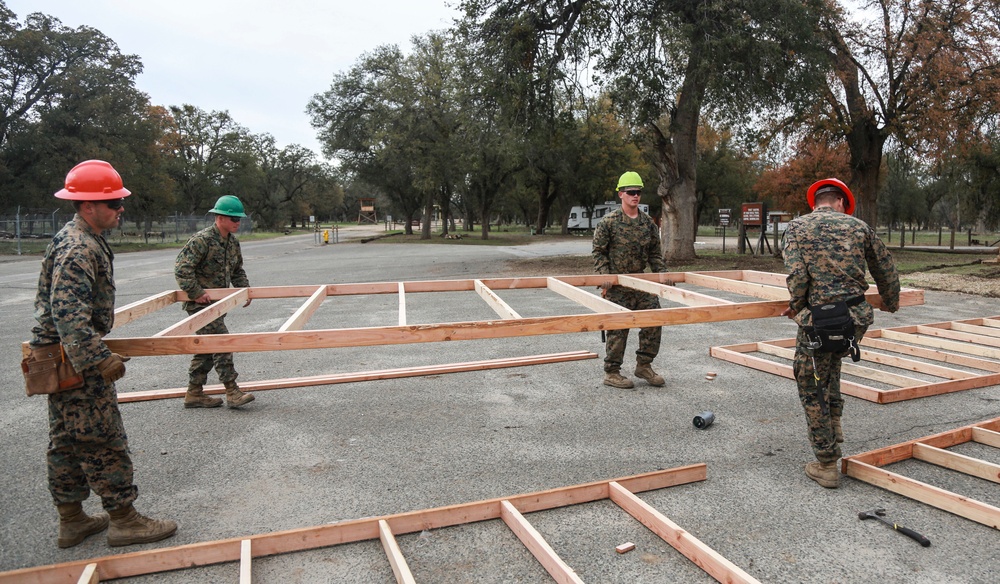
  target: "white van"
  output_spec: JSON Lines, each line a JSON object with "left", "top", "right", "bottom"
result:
{"left": 567, "top": 202, "right": 649, "bottom": 230}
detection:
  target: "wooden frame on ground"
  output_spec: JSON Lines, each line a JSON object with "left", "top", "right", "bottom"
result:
{"left": 0, "top": 464, "right": 763, "bottom": 584}
{"left": 842, "top": 417, "right": 1000, "bottom": 529}
{"left": 710, "top": 316, "right": 1000, "bottom": 403}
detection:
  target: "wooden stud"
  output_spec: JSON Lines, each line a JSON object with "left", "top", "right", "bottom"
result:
{"left": 500, "top": 500, "right": 584, "bottom": 584}
{"left": 617, "top": 275, "right": 734, "bottom": 306}
{"left": 378, "top": 520, "right": 415, "bottom": 584}
{"left": 397, "top": 282, "right": 406, "bottom": 326}
{"left": 76, "top": 564, "right": 98, "bottom": 584}
{"left": 117, "top": 351, "right": 598, "bottom": 403}
{"left": 153, "top": 288, "right": 248, "bottom": 337}
{"left": 546, "top": 277, "right": 629, "bottom": 313}
{"left": 911, "top": 443, "right": 1000, "bottom": 484}
{"left": 608, "top": 482, "right": 761, "bottom": 584}
{"left": 278, "top": 286, "right": 327, "bottom": 332}
{"left": 239, "top": 539, "right": 251, "bottom": 584}
{"left": 475, "top": 279, "right": 521, "bottom": 320}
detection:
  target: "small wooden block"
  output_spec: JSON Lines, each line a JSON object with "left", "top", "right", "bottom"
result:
{"left": 615, "top": 542, "right": 636, "bottom": 554}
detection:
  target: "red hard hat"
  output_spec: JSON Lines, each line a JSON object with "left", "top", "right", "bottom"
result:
{"left": 807, "top": 178, "right": 854, "bottom": 216}
{"left": 54, "top": 160, "right": 132, "bottom": 201}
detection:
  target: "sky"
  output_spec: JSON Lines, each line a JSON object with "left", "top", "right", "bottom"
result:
{"left": 7, "top": 0, "right": 462, "bottom": 158}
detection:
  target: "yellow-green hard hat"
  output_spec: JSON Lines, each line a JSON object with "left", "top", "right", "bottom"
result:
{"left": 616, "top": 171, "right": 643, "bottom": 191}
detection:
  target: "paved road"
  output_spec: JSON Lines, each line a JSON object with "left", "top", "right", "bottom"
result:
{"left": 1, "top": 233, "right": 998, "bottom": 583}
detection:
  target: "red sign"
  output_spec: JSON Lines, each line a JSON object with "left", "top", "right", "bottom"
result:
{"left": 741, "top": 203, "right": 764, "bottom": 226}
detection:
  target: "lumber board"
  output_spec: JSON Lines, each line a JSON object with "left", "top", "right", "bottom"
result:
{"left": 950, "top": 322, "right": 1000, "bottom": 338}
{"left": 973, "top": 427, "right": 1000, "bottom": 448}
{"left": 398, "top": 282, "right": 406, "bottom": 326}
{"left": 857, "top": 349, "right": 976, "bottom": 379}
{"left": 683, "top": 272, "right": 790, "bottom": 301}
{"left": 500, "top": 500, "right": 584, "bottom": 584}
{"left": 112, "top": 290, "right": 176, "bottom": 328}
{"left": 608, "top": 482, "right": 760, "bottom": 584}
{"left": 0, "top": 465, "right": 706, "bottom": 584}
{"left": 153, "top": 288, "right": 248, "bottom": 337}
{"left": 475, "top": 279, "right": 521, "bottom": 320}
{"left": 546, "top": 277, "right": 628, "bottom": 313}
{"left": 117, "top": 351, "right": 599, "bottom": 403}
{"left": 617, "top": 275, "right": 733, "bottom": 306}
{"left": 914, "top": 325, "right": 1000, "bottom": 348}
{"left": 860, "top": 336, "right": 1000, "bottom": 372}
{"left": 709, "top": 344, "right": 889, "bottom": 404}
{"left": 278, "top": 285, "right": 327, "bottom": 332}
{"left": 879, "top": 329, "right": 1000, "bottom": 359}
{"left": 911, "top": 443, "right": 1000, "bottom": 484}
{"left": 239, "top": 540, "right": 251, "bottom": 584}
{"left": 76, "top": 564, "right": 98, "bottom": 584}
{"left": 844, "top": 460, "right": 1000, "bottom": 530}
{"left": 378, "top": 520, "right": 415, "bottom": 584}
{"left": 753, "top": 343, "right": 925, "bottom": 387}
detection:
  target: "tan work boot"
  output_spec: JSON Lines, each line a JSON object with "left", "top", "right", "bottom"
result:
{"left": 603, "top": 371, "right": 634, "bottom": 389}
{"left": 107, "top": 504, "right": 177, "bottom": 547}
{"left": 184, "top": 384, "right": 222, "bottom": 408}
{"left": 832, "top": 416, "right": 844, "bottom": 443}
{"left": 805, "top": 461, "right": 839, "bottom": 489}
{"left": 224, "top": 382, "right": 255, "bottom": 408}
{"left": 634, "top": 363, "right": 665, "bottom": 387}
{"left": 57, "top": 502, "right": 109, "bottom": 548}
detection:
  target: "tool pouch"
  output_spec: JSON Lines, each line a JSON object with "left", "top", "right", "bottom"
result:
{"left": 21, "top": 344, "right": 85, "bottom": 396}
{"left": 805, "top": 298, "right": 862, "bottom": 361}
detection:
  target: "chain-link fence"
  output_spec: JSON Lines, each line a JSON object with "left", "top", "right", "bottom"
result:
{"left": 0, "top": 209, "right": 255, "bottom": 254}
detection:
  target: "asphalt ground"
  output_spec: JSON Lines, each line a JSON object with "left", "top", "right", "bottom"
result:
{"left": 1, "top": 227, "right": 998, "bottom": 583}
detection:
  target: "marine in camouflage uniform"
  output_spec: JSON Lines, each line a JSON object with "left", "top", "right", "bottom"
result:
{"left": 174, "top": 195, "right": 255, "bottom": 408}
{"left": 32, "top": 216, "right": 138, "bottom": 515}
{"left": 782, "top": 179, "right": 899, "bottom": 488}
{"left": 31, "top": 159, "right": 176, "bottom": 548}
{"left": 593, "top": 172, "right": 668, "bottom": 388}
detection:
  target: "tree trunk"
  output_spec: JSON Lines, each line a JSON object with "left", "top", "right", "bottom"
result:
{"left": 845, "top": 118, "right": 886, "bottom": 228}
{"left": 650, "top": 49, "right": 707, "bottom": 262}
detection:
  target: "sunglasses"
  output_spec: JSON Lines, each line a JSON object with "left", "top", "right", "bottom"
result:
{"left": 97, "top": 198, "right": 124, "bottom": 210}
{"left": 227, "top": 216, "right": 241, "bottom": 223}
{"left": 622, "top": 190, "right": 642, "bottom": 197}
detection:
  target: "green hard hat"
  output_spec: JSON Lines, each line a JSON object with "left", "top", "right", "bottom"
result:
{"left": 209, "top": 195, "right": 246, "bottom": 217}
{"left": 616, "top": 171, "right": 643, "bottom": 191}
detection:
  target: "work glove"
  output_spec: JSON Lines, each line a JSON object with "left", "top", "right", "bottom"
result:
{"left": 97, "top": 353, "right": 130, "bottom": 383}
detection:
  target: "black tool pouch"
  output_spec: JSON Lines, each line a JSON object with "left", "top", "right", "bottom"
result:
{"left": 805, "top": 299, "right": 862, "bottom": 361}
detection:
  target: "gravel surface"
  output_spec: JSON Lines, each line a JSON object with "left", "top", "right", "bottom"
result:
{"left": 1, "top": 229, "right": 998, "bottom": 583}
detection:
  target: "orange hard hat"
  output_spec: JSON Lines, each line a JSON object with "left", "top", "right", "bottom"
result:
{"left": 807, "top": 178, "right": 854, "bottom": 216}
{"left": 54, "top": 160, "right": 132, "bottom": 201}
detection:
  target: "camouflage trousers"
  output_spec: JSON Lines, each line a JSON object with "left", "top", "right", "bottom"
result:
{"left": 187, "top": 311, "right": 239, "bottom": 387}
{"left": 603, "top": 286, "right": 662, "bottom": 373}
{"left": 47, "top": 368, "right": 137, "bottom": 510}
{"left": 792, "top": 323, "right": 868, "bottom": 463}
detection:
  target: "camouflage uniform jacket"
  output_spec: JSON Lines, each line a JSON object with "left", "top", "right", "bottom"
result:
{"left": 593, "top": 208, "right": 666, "bottom": 275}
{"left": 175, "top": 224, "right": 249, "bottom": 311}
{"left": 783, "top": 207, "right": 900, "bottom": 328}
{"left": 31, "top": 215, "right": 116, "bottom": 372}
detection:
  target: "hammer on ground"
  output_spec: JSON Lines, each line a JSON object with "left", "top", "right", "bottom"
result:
{"left": 858, "top": 508, "right": 931, "bottom": 547}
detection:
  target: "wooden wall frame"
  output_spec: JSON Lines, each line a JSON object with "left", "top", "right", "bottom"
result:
{"left": 0, "top": 464, "right": 763, "bottom": 584}
{"left": 710, "top": 316, "right": 1000, "bottom": 403}
{"left": 28, "top": 271, "right": 919, "bottom": 359}
{"left": 842, "top": 417, "right": 1000, "bottom": 529}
